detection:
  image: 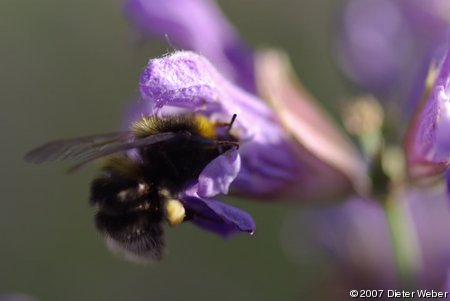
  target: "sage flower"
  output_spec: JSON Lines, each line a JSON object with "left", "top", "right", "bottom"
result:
{"left": 123, "top": 0, "right": 255, "bottom": 92}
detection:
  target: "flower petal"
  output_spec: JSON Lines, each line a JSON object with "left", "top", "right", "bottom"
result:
{"left": 406, "top": 43, "right": 450, "bottom": 180}
{"left": 124, "top": 0, "right": 255, "bottom": 92}
{"left": 336, "top": 0, "right": 413, "bottom": 92}
{"left": 281, "top": 197, "right": 397, "bottom": 287}
{"left": 182, "top": 192, "right": 255, "bottom": 237}
{"left": 255, "top": 49, "right": 370, "bottom": 198}
{"left": 0, "top": 295, "right": 37, "bottom": 301}
{"left": 197, "top": 149, "right": 241, "bottom": 198}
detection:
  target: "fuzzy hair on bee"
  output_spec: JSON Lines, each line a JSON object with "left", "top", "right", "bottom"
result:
{"left": 24, "top": 113, "right": 238, "bottom": 263}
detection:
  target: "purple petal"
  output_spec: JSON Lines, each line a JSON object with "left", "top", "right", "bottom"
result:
{"left": 400, "top": 0, "right": 450, "bottom": 47}
{"left": 336, "top": 0, "right": 413, "bottom": 92}
{"left": 446, "top": 170, "right": 450, "bottom": 202}
{"left": 255, "top": 50, "right": 369, "bottom": 198}
{"left": 182, "top": 192, "right": 255, "bottom": 237}
{"left": 336, "top": 0, "right": 449, "bottom": 101}
{"left": 282, "top": 187, "right": 450, "bottom": 288}
{"left": 0, "top": 295, "right": 37, "bottom": 301}
{"left": 445, "top": 270, "right": 450, "bottom": 292}
{"left": 123, "top": 0, "right": 255, "bottom": 92}
{"left": 197, "top": 149, "right": 241, "bottom": 198}
{"left": 406, "top": 43, "right": 450, "bottom": 179}
{"left": 281, "top": 198, "right": 398, "bottom": 287}
{"left": 407, "top": 187, "right": 450, "bottom": 287}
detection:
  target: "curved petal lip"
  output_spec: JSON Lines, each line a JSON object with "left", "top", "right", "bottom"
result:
{"left": 182, "top": 194, "right": 255, "bottom": 237}
{"left": 197, "top": 149, "right": 241, "bottom": 198}
{"left": 405, "top": 44, "right": 450, "bottom": 181}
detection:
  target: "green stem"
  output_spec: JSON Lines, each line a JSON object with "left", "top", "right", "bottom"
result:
{"left": 384, "top": 191, "right": 421, "bottom": 289}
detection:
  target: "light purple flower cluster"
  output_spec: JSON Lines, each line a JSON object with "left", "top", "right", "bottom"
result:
{"left": 0, "top": 295, "right": 37, "bottom": 301}
{"left": 336, "top": 0, "right": 449, "bottom": 97}
{"left": 122, "top": 0, "right": 450, "bottom": 289}
{"left": 283, "top": 0, "right": 450, "bottom": 292}
{"left": 283, "top": 188, "right": 450, "bottom": 291}
{"left": 122, "top": 0, "right": 368, "bottom": 238}
{"left": 123, "top": 0, "right": 255, "bottom": 92}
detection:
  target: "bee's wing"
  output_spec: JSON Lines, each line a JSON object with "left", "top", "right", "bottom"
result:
{"left": 24, "top": 131, "right": 178, "bottom": 166}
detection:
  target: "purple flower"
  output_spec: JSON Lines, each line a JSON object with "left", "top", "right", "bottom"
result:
{"left": 123, "top": 48, "right": 371, "bottom": 239}
{"left": 0, "top": 295, "right": 37, "bottom": 301}
{"left": 282, "top": 187, "right": 450, "bottom": 291}
{"left": 123, "top": 0, "right": 255, "bottom": 92}
{"left": 336, "top": 0, "right": 449, "bottom": 97}
{"left": 123, "top": 1, "right": 369, "bottom": 201}
{"left": 400, "top": 0, "right": 450, "bottom": 47}
{"left": 132, "top": 51, "right": 368, "bottom": 204}
{"left": 136, "top": 51, "right": 298, "bottom": 197}
{"left": 406, "top": 43, "right": 450, "bottom": 180}
{"left": 336, "top": 0, "right": 413, "bottom": 93}
{"left": 255, "top": 50, "right": 369, "bottom": 199}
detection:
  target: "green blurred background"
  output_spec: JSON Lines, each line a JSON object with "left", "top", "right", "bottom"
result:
{"left": 0, "top": 0, "right": 349, "bottom": 300}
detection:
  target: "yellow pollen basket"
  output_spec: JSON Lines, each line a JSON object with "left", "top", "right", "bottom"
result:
{"left": 164, "top": 199, "right": 186, "bottom": 226}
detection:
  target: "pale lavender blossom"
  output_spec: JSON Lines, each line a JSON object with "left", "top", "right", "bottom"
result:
{"left": 282, "top": 187, "right": 450, "bottom": 291}
{"left": 0, "top": 295, "right": 37, "bottom": 301}
{"left": 123, "top": 0, "right": 255, "bottom": 92}
{"left": 336, "top": 0, "right": 413, "bottom": 93}
{"left": 336, "top": 0, "right": 449, "bottom": 97}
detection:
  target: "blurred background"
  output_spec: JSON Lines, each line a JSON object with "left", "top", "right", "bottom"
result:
{"left": 0, "top": 0, "right": 432, "bottom": 300}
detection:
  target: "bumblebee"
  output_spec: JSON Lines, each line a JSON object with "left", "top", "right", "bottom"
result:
{"left": 25, "top": 114, "right": 238, "bottom": 262}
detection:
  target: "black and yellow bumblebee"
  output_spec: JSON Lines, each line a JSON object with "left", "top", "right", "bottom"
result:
{"left": 25, "top": 113, "right": 238, "bottom": 262}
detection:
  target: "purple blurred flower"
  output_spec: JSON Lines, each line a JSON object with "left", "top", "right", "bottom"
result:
{"left": 336, "top": 0, "right": 449, "bottom": 96}
{"left": 123, "top": 0, "right": 255, "bottom": 92}
{"left": 401, "top": 0, "right": 450, "bottom": 47}
{"left": 0, "top": 295, "right": 37, "bottom": 301}
{"left": 336, "top": 0, "right": 413, "bottom": 92}
{"left": 282, "top": 187, "right": 450, "bottom": 291}
{"left": 406, "top": 43, "right": 450, "bottom": 180}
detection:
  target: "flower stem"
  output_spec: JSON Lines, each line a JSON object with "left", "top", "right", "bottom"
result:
{"left": 384, "top": 190, "right": 422, "bottom": 288}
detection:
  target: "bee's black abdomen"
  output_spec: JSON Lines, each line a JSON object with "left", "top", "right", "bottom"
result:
{"left": 95, "top": 211, "right": 165, "bottom": 262}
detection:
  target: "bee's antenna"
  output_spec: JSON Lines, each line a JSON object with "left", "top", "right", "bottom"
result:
{"left": 227, "top": 114, "right": 237, "bottom": 134}
{"left": 164, "top": 34, "right": 178, "bottom": 53}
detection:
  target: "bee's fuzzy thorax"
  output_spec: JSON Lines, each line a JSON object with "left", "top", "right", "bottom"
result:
{"left": 132, "top": 114, "right": 217, "bottom": 139}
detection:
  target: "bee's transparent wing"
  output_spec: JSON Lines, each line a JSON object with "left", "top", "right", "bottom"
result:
{"left": 24, "top": 131, "right": 178, "bottom": 167}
